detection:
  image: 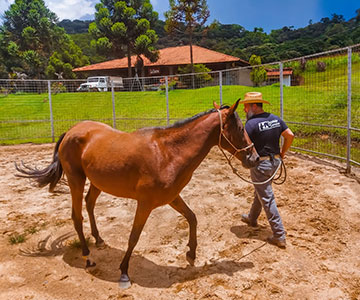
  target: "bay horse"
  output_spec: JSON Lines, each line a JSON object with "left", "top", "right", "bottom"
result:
{"left": 16, "top": 99, "right": 258, "bottom": 288}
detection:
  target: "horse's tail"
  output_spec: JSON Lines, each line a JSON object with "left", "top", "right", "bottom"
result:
{"left": 15, "top": 133, "right": 66, "bottom": 192}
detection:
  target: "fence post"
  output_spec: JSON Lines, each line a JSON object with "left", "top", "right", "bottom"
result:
{"left": 111, "top": 80, "right": 116, "bottom": 129}
{"left": 48, "top": 80, "right": 55, "bottom": 142}
{"left": 279, "top": 62, "right": 284, "bottom": 119}
{"left": 219, "top": 71, "right": 223, "bottom": 105}
{"left": 346, "top": 47, "right": 352, "bottom": 173}
{"left": 165, "top": 76, "right": 170, "bottom": 126}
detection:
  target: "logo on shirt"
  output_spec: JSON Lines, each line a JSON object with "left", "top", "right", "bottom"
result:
{"left": 258, "top": 120, "right": 281, "bottom": 132}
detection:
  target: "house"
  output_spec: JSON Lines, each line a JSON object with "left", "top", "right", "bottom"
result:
{"left": 266, "top": 68, "right": 293, "bottom": 86}
{"left": 73, "top": 45, "right": 250, "bottom": 84}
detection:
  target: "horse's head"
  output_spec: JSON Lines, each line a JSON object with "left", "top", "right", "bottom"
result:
{"left": 214, "top": 99, "right": 259, "bottom": 169}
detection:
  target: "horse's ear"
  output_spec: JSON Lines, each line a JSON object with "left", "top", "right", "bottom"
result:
{"left": 228, "top": 98, "right": 241, "bottom": 115}
{"left": 213, "top": 101, "right": 220, "bottom": 110}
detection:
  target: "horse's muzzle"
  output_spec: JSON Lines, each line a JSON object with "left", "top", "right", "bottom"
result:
{"left": 242, "top": 153, "right": 259, "bottom": 169}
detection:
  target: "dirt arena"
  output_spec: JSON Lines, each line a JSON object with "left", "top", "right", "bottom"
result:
{"left": 0, "top": 143, "right": 359, "bottom": 300}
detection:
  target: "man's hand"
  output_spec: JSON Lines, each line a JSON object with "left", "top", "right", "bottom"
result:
{"left": 281, "top": 128, "right": 295, "bottom": 159}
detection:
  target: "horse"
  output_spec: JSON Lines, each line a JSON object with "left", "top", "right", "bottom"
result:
{"left": 15, "top": 99, "right": 259, "bottom": 288}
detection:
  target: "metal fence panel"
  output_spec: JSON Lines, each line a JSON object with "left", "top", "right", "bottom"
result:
{"left": 167, "top": 72, "right": 221, "bottom": 123}
{"left": 220, "top": 64, "right": 282, "bottom": 122}
{"left": 351, "top": 44, "right": 360, "bottom": 166}
{"left": 113, "top": 76, "right": 167, "bottom": 131}
{"left": 0, "top": 44, "right": 359, "bottom": 170}
{"left": 0, "top": 79, "right": 50, "bottom": 143}
{"left": 282, "top": 47, "right": 357, "bottom": 168}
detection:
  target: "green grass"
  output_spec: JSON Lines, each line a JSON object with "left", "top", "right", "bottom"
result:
{"left": 1, "top": 60, "right": 359, "bottom": 164}
{"left": 9, "top": 233, "right": 26, "bottom": 245}
{"left": 68, "top": 237, "right": 90, "bottom": 249}
{"left": 2, "top": 85, "right": 357, "bottom": 136}
{"left": 8, "top": 224, "right": 46, "bottom": 245}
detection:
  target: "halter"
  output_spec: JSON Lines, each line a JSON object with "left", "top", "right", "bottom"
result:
{"left": 216, "top": 109, "right": 286, "bottom": 185}
{"left": 216, "top": 109, "right": 254, "bottom": 162}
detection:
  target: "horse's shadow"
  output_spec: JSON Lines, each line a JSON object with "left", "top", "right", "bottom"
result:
{"left": 20, "top": 233, "right": 254, "bottom": 288}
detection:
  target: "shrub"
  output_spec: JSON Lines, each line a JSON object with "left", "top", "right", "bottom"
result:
{"left": 249, "top": 54, "right": 267, "bottom": 87}
{"left": 51, "top": 82, "right": 67, "bottom": 94}
{"left": 177, "top": 64, "right": 212, "bottom": 88}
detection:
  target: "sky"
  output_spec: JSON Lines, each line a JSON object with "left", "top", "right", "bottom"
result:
{"left": 0, "top": 0, "right": 359, "bottom": 33}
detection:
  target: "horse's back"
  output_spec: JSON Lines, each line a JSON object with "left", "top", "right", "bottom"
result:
{"left": 58, "top": 121, "right": 157, "bottom": 198}
{"left": 65, "top": 120, "right": 116, "bottom": 142}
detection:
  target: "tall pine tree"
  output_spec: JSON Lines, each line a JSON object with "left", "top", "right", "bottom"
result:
{"left": 165, "top": 0, "right": 210, "bottom": 87}
{"left": 89, "top": 0, "right": 159, "bottom": 77}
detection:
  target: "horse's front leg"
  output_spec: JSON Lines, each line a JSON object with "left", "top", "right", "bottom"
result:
{"left": 169, "top": 195, "right": 197, "bottom": 266}
{"left": 119, "top": 202, "right": 152, "bottom": 289}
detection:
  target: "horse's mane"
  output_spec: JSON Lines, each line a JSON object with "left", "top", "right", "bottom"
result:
{"left": 138, "top": 105, "right": 230, "bottom": 132}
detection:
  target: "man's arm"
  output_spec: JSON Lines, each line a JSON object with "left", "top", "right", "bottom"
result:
{"left": 280, "top": 128, "right": 295, "bottom": 159}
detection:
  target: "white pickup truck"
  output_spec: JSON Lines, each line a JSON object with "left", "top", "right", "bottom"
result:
{"left": 77, "top": 76, "right": 124, "bottom": 92}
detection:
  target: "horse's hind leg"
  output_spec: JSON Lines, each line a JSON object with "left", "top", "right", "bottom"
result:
{"left": 68, "top": 173, "right": 94, "bottom": 268}
{"left": 85, "top": 183, "right": 104, "bottom": 247}
{"left": 119, "top": 202, "right": 152, "bottom": 288}
{"left": 169, "top": 195, "right": 197, "bottom": 266}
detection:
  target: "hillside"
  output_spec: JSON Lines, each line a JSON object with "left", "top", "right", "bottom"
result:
{"left": 59, "top": 10, "right": 360, "bottom": 64}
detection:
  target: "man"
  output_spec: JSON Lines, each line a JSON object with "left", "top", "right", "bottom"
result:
{"left": 240, "top": 92, "right": 294, "bottom": 248}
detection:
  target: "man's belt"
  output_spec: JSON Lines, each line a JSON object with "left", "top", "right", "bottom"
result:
{"left": 259, "top": 154, "right": 281, "bottom": 161}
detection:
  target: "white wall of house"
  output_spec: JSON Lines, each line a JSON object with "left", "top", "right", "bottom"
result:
{"left": 283, "top": 75, "right": 291, "bottom": 86}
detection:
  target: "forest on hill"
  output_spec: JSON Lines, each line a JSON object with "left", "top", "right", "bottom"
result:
{"left": 1, "top": 0, "right": 359, "bottom": 80}
{"left": 59, "top": 10, "right": 360, "bottom": 65}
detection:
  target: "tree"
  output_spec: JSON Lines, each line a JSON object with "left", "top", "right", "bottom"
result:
{"left": 0, "top": 0, "right": 88, "bottom": 78}
{"left": 249, "top": 54, "right": 267, "bottom": 87}
{"left": 89, "top": 0, "right": 159, "bottom": 77}
{"left": 0, "top": 50, "right": 7, "bottom": 79}
{"left": 70, "top": 33, "right": 106, "bottom": 64}
{"left": 45, "top": 38, "right": 90, "bottom": 79}
{"left": 178, "top": 63, "right": 212, "bottom": 88}
{"left": 356, "top": 9, "right": 360, "bottom": 23}
{"left": 165, "top": 0, "right": 210, "bottom": 87}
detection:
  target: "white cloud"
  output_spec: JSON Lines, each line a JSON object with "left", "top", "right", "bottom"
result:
{"left": 46, "top": 0, "right": 95, "bottom": 21}
{"left": 0, "top": 0, "right": 14, "bottom": 17}
{"left": 0, "top": 0, "right": 96, "bottom": 21}
{"left": 0, "top": 0, "right": 166, "bottom": 23}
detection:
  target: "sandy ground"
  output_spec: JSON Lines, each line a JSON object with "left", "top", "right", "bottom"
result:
{"left": 0, "top": 143, "right": 360, "bottom": 300}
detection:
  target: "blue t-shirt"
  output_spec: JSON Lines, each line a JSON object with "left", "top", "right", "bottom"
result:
{"left": 245, "top": 112, "right": 288, "bottom": 157}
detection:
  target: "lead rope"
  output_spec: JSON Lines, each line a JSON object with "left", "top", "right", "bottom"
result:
{"left": 216, "top": 109, "right": 286, "bottom": 185}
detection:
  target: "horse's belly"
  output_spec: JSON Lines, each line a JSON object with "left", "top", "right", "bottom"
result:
{"left": 85, "top": 166, "right": 184, "bottom": 205}
{"left": 85, "top": 167, "right": 139, "bottom": 199}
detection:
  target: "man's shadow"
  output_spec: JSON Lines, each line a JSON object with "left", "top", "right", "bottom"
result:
{"left": 20, "top": 233, "right": 254, "bottom": 288}
{"left": 230, "top": 224, "right": 272, "bottom": 242}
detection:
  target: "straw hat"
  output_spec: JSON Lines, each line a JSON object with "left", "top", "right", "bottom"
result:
{"left": 238, "top": 92, "right": 270, "bottom": 104}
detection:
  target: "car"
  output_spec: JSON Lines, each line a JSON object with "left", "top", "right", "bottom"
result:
{"left": 77, "top": 76, "right": 123, "bottom": 92}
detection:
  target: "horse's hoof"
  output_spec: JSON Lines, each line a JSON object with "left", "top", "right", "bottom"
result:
{"left": 186, "top": 252, "right": 195, "bottom": 266}
{"left": 119, "top": 274, "right": 131, "bottom": 289}
{"left": 85, "top": 259, "right": 96, "bottom": 269}
{"left": 96, "top": 240, "right": 106, "bottom": 249}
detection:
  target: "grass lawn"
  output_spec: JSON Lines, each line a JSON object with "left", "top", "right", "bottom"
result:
{"left": 1, "top": 61, "right": 359, "bottom": 164}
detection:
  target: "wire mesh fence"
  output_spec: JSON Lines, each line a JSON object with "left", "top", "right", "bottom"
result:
{"left": 0, "top": 44, "right": 359, "bottom": 170}
{"left": 283, "top": 47, "right": 351, "bottom": 164}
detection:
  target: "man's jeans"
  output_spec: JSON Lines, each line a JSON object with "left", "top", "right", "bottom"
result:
{"left": 248, "top": 158, "right": 286, "bottom": 240}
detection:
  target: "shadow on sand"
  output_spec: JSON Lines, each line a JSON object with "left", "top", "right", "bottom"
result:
{"left": 230, "top": 224, "right": 272, "bottom": 242}
{"left": 20, "top": 233, "right": 254, "bottom": 288}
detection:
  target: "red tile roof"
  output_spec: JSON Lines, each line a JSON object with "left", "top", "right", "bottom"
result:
{"left": 73, "top": 45, "right": 248, "bottom": 72}
{"left": 267, "top": 68, "right": 293, "bottom": 77}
